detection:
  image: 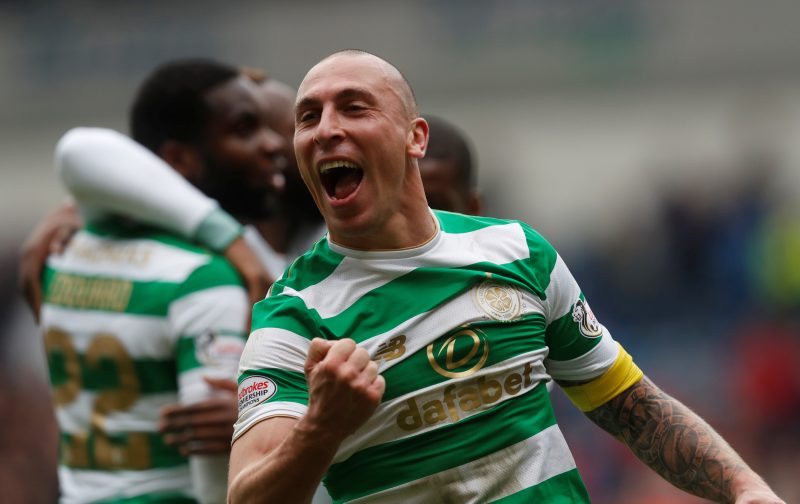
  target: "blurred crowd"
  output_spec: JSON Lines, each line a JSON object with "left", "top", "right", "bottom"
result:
{"left": 555, "top": 153, "right": 800, "bottom": 503}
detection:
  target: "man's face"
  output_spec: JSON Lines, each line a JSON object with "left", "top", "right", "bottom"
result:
{"left": 260, "top": 80, "right": 297, "bottom": 180}
{"left": 293, "top": 53, "right": 423, "bottom": 241}
{"left": 199, "top": 75, "right": 287, "bottom": 219}
{"left": 419, "top": 157, "right": 478, "bottom": 215}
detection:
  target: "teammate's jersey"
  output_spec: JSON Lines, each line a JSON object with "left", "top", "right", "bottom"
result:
{"left": 42, "top": 221, "right": 248, "bottom": 504}
{"left": 234, "top": 211, "right": 638, "bottom": 503}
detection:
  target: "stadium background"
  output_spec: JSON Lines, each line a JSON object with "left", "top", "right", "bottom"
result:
{"left": 1, "top": 1, "right": 798, "bottom": 502}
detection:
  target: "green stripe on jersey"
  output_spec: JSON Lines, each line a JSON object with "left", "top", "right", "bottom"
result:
{"left": 251, "top": 294, "right": 322, "bottom": 340}
{"left": 238, "top": 368, "right": 309, "bottom": 405}
{"left": 490, "top": 468, "right": 590, "bottom": 503}
{"left": 48, "top": 349, "right": 177, "bottom": 394}
{"left": 173, "top": 256, "right": 242, "bottom": 300}
{"left": 324, "top": 266, "right": 485, "bottom": 340}
{"left": 43, "top": 260, "right": 241, "bottom": 316}
{"left": 60, "top": 431, "right": 185, "bottom": 470}
{"left": 325, "top": 384, "right": 556, "bottom": 502}
{"left": 545, "top": 293, "right": 603, "bottom": 361}
{"left": 270, "top": 238, "right": 345, "bottom": 296}
{"left": 97, "top": 491, "right": 195, "bottom": 504}
{"left": 434, "top": 210, "right": 512, "bottom": 234}
{"left": 274, "top": 262, "right": 542, "bottom": 343}
{"left": 259, "top": 228, "right": 558, "bottom": 343}
{"left": 382, "top": 316, "right": 547, "bottom": 402}
{"left": 85, "top": 221, "right": 211, "bottom": 255}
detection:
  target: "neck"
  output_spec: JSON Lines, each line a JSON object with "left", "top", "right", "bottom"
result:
{"left": 328, "top": 202, "right": 437, "bottom": 251}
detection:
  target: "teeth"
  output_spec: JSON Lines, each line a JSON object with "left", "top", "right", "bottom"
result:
{"left": 319, "top": 160, "right": 360, "bottom": 173}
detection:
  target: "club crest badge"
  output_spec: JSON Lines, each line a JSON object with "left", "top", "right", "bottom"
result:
{"left": 572, "top": 298, "right": 603, "bottom": 338}
{"left": 473, "top": 278, "right": 522, "bottom": 322}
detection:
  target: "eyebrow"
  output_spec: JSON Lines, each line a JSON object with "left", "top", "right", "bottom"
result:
{"left": 295, "top": 86, "right": 377, "bottom": 112}
{"left": 336, "top": 87, "right": 376, "bottom": 102}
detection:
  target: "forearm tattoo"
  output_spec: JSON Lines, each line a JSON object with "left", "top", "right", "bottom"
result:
{"left": 585, "top": 377, "right": 746, "bottom": 503}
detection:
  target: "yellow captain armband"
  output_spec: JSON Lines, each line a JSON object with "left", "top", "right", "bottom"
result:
{"left": 561, "top": 343, "right": 644, "bottom": 412}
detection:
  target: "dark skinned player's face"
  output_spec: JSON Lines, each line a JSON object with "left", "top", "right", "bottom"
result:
{"left": 419, "top": 157, "right": 478, "bottom": 215}
{"left": 198, "top": 75, "right": 287, "bottom": 219}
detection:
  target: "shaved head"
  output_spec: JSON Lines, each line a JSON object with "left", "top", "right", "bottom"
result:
{"left": 293, "top": 48, "right": 433, "bottom": 250}
{"left": 308, "top": 49, "right": 418, "bottom": 118}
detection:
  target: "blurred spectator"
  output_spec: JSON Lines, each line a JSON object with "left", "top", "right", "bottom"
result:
{"left": 0, "top": 248, "right": 59, "bottom": 504}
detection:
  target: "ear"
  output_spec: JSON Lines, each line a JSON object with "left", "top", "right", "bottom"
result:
{"left": 406, "top": 117, "right": 429, "bottom": 159}
{"left": 158, "top": 140, "right": 203, "bottom": 184}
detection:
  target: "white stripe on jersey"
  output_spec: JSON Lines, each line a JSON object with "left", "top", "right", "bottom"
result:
{"left": 286, "top": 223, "right": 530, "bottom": 319}
{"left": 48, "top": 231, "right": 210, "bottom": 282}
{"left": 543, "top": 254, "right": 581, "bottom": 321}
{"left": 346, "top": 424, "right": 576, "bottom": 504}
{"left": 169, "top": 285, "right": 249, "bottom": 336}
{"left": 359, "top": 286, "right": 545, "bottom": 374}
{"left": 42, "top": 305, "right": 171, "bottom": 358}
{"left": 179, "top": 360, "right": 241, "bottom": 405}
{"left": 59, "top": 465, "right": 193, "bottom": 504}
{"left": 246, "top": 280, "right": 546, "bottom": 376}
{"left": 57, "top": 391, "right": 178, "bottom": 433}
{"left": 233, "top": 401, "right": 308, "bottom": 442}
{"left": 239, "top": 328, "right": 311, "bottom": 375}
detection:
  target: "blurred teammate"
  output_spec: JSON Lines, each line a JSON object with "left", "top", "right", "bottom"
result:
{"left": 40, "top": 58, "right": 284, "bottom": 503}
{"left": 419, "top": 114, "right": 482, "bottom": 216}
{"left": 24, "top": 65, "right": 334, "bottom": 503}
{"left": 227, "top": 49, "right": 784, "bottom": 503}
{"left": 248, "top": 72, "right": 327, "bottom": 258}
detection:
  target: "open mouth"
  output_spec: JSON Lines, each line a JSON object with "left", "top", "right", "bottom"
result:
{"left": 319, "top": 160, "right": 364, "bottom": 201}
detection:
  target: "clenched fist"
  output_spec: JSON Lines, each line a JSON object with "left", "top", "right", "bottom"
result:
{"left": 303, "top": 338, "right": 385, "bottom": 440}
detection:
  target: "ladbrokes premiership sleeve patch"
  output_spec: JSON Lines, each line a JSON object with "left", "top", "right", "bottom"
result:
{"left": 238, "top": 375, "right": 278, "bottom": 415}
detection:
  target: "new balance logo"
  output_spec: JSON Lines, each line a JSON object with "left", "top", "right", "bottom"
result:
{"left": 372, "top": 335, "right": 406, "bottom": 362}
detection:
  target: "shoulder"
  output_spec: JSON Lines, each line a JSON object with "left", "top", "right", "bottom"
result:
{"left": 247, "top": 239, "right": 343, "bottom": 336}
{"left": 269, "top": 236, "right": 344, "bottom": 296}
{"left": 89, "top": 220, "right": 243, "bottom": 295}
{"left": 435, "top": 210, "right": 550, "bottom": 244}
{"left": 434, "top": 209, "right": 514, "bottom": 233}
{"left": 435, "top": 210, "right": 557, "bottom": 263}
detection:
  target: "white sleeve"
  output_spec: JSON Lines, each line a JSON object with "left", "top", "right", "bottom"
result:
{"left": 54, "top": 127, "right": 239, "bottom": 250}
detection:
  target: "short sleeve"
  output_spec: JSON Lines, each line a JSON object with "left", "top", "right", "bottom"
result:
{"left": 232, "top": 295, "right": 317, "bottom": 442}
{"left": 530, "top": 245, "right": 618, "bottom": 382}
{"left": 169, "top": 256, "right": 248, "bottom": 404}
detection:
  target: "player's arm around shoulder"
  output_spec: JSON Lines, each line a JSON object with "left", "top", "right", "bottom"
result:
{"left": 228, "top": 338, "right": 385, "bottom": 504}
{"left": 560, "top": 358, "right": 784, "bottom": 503}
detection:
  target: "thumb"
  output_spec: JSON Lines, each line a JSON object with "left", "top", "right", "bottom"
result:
{"left": 305, "top": 338, "right": 333, "bottom": 374}
{"left": 203, "top": 376, "right": 237, "bottom": 392}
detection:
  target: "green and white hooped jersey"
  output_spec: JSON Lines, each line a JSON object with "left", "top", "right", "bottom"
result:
{"left": 235, "top": 211, "right": 622, "bottom": 503}
{"left": 42, "top": 222, "right": 248, "bottom": 504}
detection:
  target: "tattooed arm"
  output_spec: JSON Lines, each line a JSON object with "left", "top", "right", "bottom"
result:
{"left": 583, "top": 376, "right": 784, "bottom": 504}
